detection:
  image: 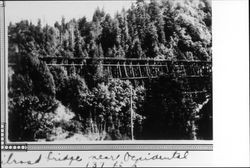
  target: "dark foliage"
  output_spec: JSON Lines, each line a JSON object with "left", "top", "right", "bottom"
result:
{"left": 141, "top": 75, "right": 201, "bottom": 139}
{"left": 8, "top": 0, "right": 212, "bottom": 141}
{"left": 196, "top": 98, "right": 213, "bottom": 140}
{"left": 8, "top": 53, "right": 57, "bottom": 141}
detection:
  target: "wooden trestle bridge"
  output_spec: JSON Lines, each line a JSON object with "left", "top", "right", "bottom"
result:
{"left": 39, "top": 56, "right": 212, "bottom": 102}
{"left": 40, "top": 56, "right": 212, "bottom": 80}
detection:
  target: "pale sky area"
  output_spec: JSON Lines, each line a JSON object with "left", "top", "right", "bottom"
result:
{"left": 5, "top": 1, "right": 136, "bottom": 26}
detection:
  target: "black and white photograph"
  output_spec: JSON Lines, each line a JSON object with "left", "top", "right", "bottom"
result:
{"left": 6, "top": 0, "right": 213, "bottom": 142}
{"left": 1, "top": 0, "right": 250, "bottom": 167}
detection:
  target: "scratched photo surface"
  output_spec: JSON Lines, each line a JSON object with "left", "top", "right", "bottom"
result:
{"left": 7, "top": 0, "right": 212, "bottom": 142}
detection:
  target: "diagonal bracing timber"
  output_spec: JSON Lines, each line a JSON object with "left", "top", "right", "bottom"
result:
{"left": 39, "top": 56, "right": 212, "bottom": 80}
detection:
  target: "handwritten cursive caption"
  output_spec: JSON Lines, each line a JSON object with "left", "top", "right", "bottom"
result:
{"left": 1, "top": 151, "right": 189, "bottom": 167}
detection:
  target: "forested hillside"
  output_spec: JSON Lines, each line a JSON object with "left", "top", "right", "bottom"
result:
{"left": 8, "top": 0, "right": 211, "bottom": 62}
{"left": 8, "top": 0, "right": 212, "bottom": 141}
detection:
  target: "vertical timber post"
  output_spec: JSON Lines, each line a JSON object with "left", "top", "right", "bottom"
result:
{"left": 138, "top": 63, "right": 142, "bottom": 77}
{"left": 123, "top": 61, "right": 128, "bottom": 78}
{"left": 131, "top": 62, "right": 135, "bottom": 77}
{"left": 118, "top": 61, "right": 122, "bottom": 78}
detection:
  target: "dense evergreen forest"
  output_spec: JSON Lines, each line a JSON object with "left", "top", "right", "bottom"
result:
{"left": 8, "top": 0, "right": 212, "bottom": 141}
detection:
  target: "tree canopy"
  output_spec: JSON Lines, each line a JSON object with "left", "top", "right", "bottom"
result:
{"left": 8, "top": 0, "right": 212, "bottom": 62}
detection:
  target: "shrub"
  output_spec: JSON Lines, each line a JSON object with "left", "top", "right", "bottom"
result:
{"left": 59, "top": 74, "right": 92, "bottom": 122}
{"left": 8, "top": 94, "right": 55, "bottom": 141}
